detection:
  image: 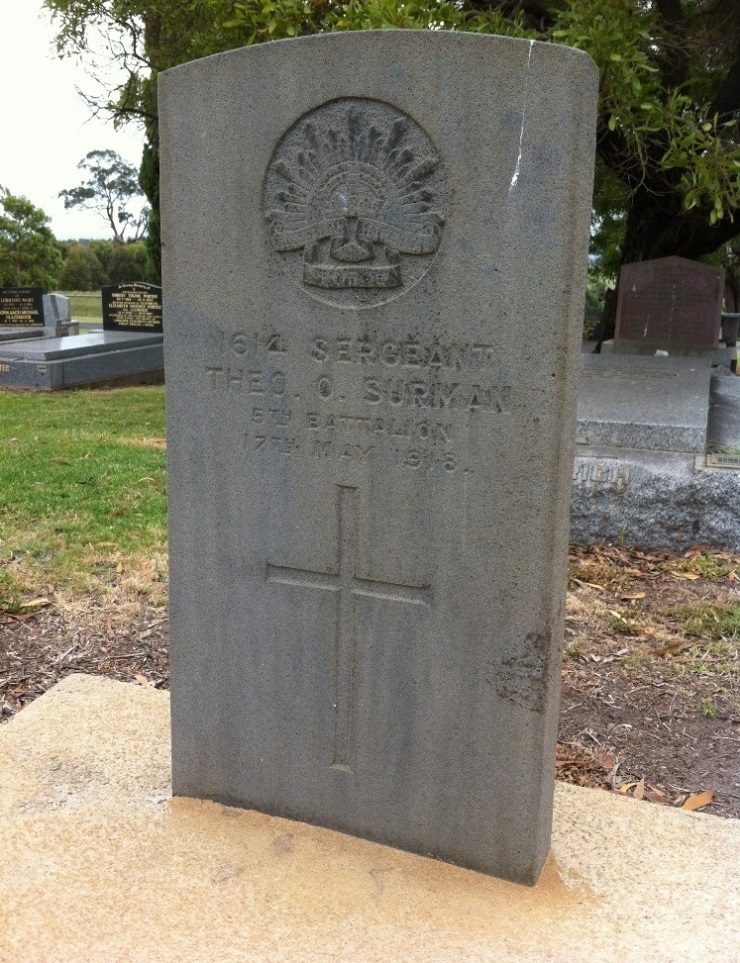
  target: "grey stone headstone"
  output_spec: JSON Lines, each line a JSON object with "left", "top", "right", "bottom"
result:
{"left": 160, "top": 31, "right": 597, "bottom": 885}
{"left": 42, "top": 293, "right": 79, "bottom": 337}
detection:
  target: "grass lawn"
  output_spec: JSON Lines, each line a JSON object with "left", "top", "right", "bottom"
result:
{"left": 62, "top": 291, "right": 103, "bottom": 324}
{"left": 0, "top": 386, "right": 167, "bottom": 603}
{"left": 0, "top": 385, "right": 738, "bottom": 816}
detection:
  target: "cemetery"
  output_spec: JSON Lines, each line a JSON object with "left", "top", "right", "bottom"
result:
{"left": 0, "top": 282, "right": 164, "bottom": 389}
{"left": 2, "top": 13, "right": 740, "bottom": 963}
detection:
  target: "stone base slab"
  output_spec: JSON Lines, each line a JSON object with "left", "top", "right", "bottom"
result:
{"left": 0, "top": 332, "right": 164, "bottom": 390}
{"left": 578, "top": 355, "right": 712, "bottom": 453}
{"left": 1, "top": 674, "right": 738, "bottom": 962}
{"left": 571, "top": 444, "right": 740, "bottom": 550}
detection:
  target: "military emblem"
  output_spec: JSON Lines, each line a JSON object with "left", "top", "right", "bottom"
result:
{"left": 264, "top": 98, "right": 447, "bottom": 307}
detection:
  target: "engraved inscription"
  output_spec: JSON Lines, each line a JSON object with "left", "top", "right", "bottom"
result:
{"left": 264, "top": 98, "right": 447, "bottom": 308}
{"left": 706, "top": 453, "right": 740, "bottom": 470}
{"left": 266, "top": 486, "right": 430, "bottom": 771}
{"left": 205, "top": 327, "right": 514, "bottom": 474}
{"left": 0, "top": 363, "right": 10, "bottom": 372}
{"left": 0, "top": 287, "right": 44, "bottom": 327}
{"left": 573, "top": 459, "right": 630, "bottom": 493}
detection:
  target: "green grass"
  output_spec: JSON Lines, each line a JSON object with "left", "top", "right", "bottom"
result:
{"left": 0, "top": 386, "right": 167, "bottom": 594}
{"left": 61, "top": 291, "right": 103, "bottom": 323}
{"left": 683, "top": 601, "right": 740, "bottom": 640}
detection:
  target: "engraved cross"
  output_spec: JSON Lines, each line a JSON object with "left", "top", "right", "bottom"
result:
{"left": 266, "top": 485, "right": 430, "bottom": 772}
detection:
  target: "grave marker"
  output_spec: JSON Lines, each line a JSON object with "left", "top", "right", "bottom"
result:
{"left": 160, "top": 31, "right": 597, "bottom": 885}
{"left": 102, "top": 282, "right": 163, "bottom": 333}
{"left": 0, "top": 287, "right": 44, "bottom": 327}
{"left": 615, "top": 256, "right": 724, "bottom": 351}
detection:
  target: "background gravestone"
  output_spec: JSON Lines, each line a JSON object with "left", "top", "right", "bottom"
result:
{"left": 160, "top": 31, "right": 597, "bottom": 886}
{"left": 0, "top": 288, "right": 78, "bottom": 342}
{"left": 614, "top": 256, "right": 724, "bottom": 351}
{"left": 0, "top": 287, "right": 44, "bottom": 328}
{"left": 102, "top": 281, "right": 163, "bottom": 333}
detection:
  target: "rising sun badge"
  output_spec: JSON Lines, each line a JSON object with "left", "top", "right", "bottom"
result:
{"left": 263, "top": 98, "right": 447, "bottom": 308}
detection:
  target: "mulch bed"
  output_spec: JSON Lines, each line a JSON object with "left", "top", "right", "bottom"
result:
{"left": 2, "top": 544, "right": 738, "bottom": 817}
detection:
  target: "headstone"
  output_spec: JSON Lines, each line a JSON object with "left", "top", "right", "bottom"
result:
{"left": 0, "top": 286, "right": 44, "bottom": 327}
{"left": 42, "top": 292, "right": 78, "bottom": 337}
{"left": 578, "top": 355, "right": 712, "bottom": 452}
{"left": 160, "top": 31, "right": 597, "bottom": 885}
{"left": 614, "top": 256, "right": 724, "bottom": 352}
{"left": 102, "top": 282, "right": 163, "bottom": 333}
{"left": 0, "top": 288, "right": 78, "bottom": 341}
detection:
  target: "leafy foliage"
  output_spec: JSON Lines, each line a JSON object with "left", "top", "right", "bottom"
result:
{"left": 0, "top": 188, "right": 63, "bottom": 289}
{"left": 44, "top": 0, "right": 740, "bottom": 298}
{"left": 59, "top": 150, "right": 149, "bottom": 244}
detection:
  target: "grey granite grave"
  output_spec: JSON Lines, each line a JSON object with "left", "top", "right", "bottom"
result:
{"left": 160, "top": 31, "right": 597, "bottom": 886}
{"left": 577, "top": 355, "right": 712, "bottom": 453}
{"left": 571, "top": 365, "right": 740, "bottom": 551}
{"left": 43, "top": 293, "right": 79, "bottom": 337}
{"left": 0, "top": 331, "right": 164, "bottom": 391}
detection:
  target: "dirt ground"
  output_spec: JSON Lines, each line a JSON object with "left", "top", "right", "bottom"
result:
{"left": 1, "top": 544, "right": 738, "bottom": 818}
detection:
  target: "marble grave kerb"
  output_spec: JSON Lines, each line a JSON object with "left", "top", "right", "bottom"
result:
{"left": 159, "top": 31, "right": 598, "bottom": 887}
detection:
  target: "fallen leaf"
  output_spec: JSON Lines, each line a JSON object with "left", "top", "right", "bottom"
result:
{"left": 644, "top": 786, "right": 668, "bottom": 805}
{"left": 20, "top": 598, "right": 51, "bottom": 611}
{"left": 682, "top": 789, "right": 715, "bottom": 811}
{"left": 594, "top": 748, "right": 616, "bottom": 771}
{"left": 620, "top": 592, "right": 646, "bottom": 601}
{"left": 650, "top": 639, "right": 691, "bottom": 657}
{"left": 116, "top": 562, "right": 124, "bottom": 574}
{"left": 671, "top": 572, "right": 700, "bottom": 581}
{"left": 619, "top": 782, "right": 638, "bottom": 794}
{"left": 134, "top": 674, "right": 150, "bottom": 687}
{"left": 633, "top": 777, "right": 645, "bottom": 801}
{"left": 571, "top": 577, "right": 606, "bottom": 591}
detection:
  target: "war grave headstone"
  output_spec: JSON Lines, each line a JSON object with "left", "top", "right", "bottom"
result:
{"left": 160, "top": 31, "right": 597, "bottom": 887}
{"left": 612, "top": 256, "right": 725, "bottom": 356}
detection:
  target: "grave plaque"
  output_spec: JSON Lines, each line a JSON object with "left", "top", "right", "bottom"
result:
{"left": 160, "top": 31, "right": 597, "bottom": 885}
{"left": 0, "top": 287, "right": 44, "bottom": 327}
{"left": 102, "top": 282, "right": 163, "bottom": 333}
{"left": 615, "top": 256, "right": 723, "bottom": 349}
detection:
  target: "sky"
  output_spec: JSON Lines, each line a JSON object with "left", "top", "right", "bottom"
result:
{"left": 1, "top": 0, "right": 146, "bottom": 240}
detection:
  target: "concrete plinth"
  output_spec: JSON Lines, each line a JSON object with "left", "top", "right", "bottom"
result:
{"left": 1, "top": 674, "right": 738, "bottom": 963}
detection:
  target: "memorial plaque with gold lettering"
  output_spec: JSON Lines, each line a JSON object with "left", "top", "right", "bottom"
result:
{"left": 0, "top": 287, "right": 44, "bottom": 327}
{"left": 102, "top": 282, "right": 163, "bottom": 333}
{"left": 160, "top": 32, "right": 597, "bottom": 886}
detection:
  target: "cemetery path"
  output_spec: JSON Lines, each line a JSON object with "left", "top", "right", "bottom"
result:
{"left": 1, "top": 544, "right": 738, "bottom": 818}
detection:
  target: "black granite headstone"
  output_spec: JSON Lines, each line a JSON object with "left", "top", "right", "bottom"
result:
{"left": 0, "top": 287, "right": 45, "bottom": 327}
{"left": 102, "top": 282, "right": 163, "bottom": 333}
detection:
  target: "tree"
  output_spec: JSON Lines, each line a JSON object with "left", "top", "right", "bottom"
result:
{"left": 44, "top": 0, "right": 243, "bottom": 279}
{"left": 59, "top": 241, "right": 107, "bottom": 290}
{"left": 108, "top": 240, "right": 152, "bottom": 283}
{"left": 45, "top": 0, "right": 740, "bottom": 328}
{"left": 0, "top": 187, "right": 63, "bottom": 289}
{"left": 59, "top": 149, "right": 149, "bottom": 244}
